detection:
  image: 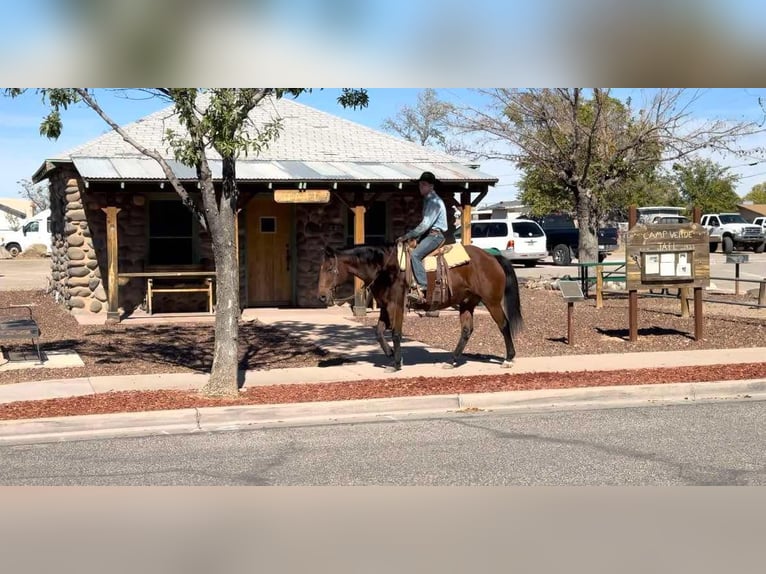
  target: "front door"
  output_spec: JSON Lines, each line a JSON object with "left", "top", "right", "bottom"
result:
{"left": 247, "top": 198, "right": 293, "bottom": 306}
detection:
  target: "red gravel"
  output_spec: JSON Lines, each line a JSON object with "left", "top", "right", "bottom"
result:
{"left": 1, "top": 287, "right": 764, "bottom": 421}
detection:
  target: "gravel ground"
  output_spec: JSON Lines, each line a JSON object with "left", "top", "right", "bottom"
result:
{"left": 1, "top": 286, "right": 765, "bottom": 421}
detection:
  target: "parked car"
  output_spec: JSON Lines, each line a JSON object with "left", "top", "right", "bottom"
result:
{"left": 524, "top": 213, "right": 619, "bottom": 266}
{"left": 700, "top": 213, "right": 765, "bottom": 253}
{"left": 454, "top": 218, "right": 548, "bottom": 266}
{"left": 0, "top": 209, "right": 52, "bottom": 257}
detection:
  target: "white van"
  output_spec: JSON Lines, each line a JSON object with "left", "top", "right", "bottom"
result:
{"left": 454, "top": 218, "right": 548, "bottom": 267}
{"left": 0, "top": 209, "right": 52, "bottom": 257}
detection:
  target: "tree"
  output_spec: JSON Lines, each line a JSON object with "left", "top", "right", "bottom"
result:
{"left": 17, "top": 178, "right": 50, "bottom": 214}
{"left": 5, "top": 88, "right": 368, "bottom": 397}
{"left": 451, "top": 89, "right": 763, "bottom": 262}
{"left": 743, "top": 182, "right": 766, "bottom": 204}
{"left": 672, "top": 158, "right": 741, "bottom": 213}
{"left": 381, "top": 89, "right": 456, "bottom": 150}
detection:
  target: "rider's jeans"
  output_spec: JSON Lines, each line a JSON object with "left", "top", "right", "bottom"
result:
{"left": 410, "top": 232, "right": 444, "bottom": 290}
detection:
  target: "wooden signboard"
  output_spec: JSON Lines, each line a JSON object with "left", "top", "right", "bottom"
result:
{"left": 274, "top": 189, "right": 330, "bottom": 204}
{"left": 625, "top": 223, "right": 710, "bottom": 290}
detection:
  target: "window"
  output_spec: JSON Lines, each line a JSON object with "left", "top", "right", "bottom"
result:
{"left": 148, "top": 200, "right": 197, "bottom": 265}
{"left": 260, "top": 217, "right": 276, "bottom": 233}
{"left": 486, "top": 222, "right": 508, "bottom": 237}
{"left": 470, "top": 223, "right": 488, "bottom": 238}
{"left": 24, "top": 221, "right": 39, "bottom": 233}
{"left": 512, "top": 221, "right": 544, "bottom": 237}
{"left": 346, "top": 201, "right": 388, "bottom": 245}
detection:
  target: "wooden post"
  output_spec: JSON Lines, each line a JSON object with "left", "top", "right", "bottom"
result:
{"left": 595, "top": 264, "right": 604, "bottom": 309}
{"left": 460, "top": 191, "right": 472, "bottom": 245}
{"left": 101, "top": 207, "right": 122, "bottom": 323}
{"left": 628, "top": 205, "right": 638, "bottom": 342}
{"left": 694, "top": 287, "right": 704, "bottom": 340}
{"left": 567, "top": 301, "right": 574, "bottom": 344}
{"left": 680, "top": 287, "right": 690, "bottom": 317}
{"left": 352, "top": 203, "right": 366, "bottom": 317}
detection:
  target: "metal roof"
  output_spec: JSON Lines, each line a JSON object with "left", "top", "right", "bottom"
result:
{"left": 33, "top": 94, "right": 499, "bottom": 187}
{"left": 70, "top": 157, "right": 497, "bottom": 184}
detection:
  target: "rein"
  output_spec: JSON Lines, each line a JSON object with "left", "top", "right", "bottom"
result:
{"left": 327, "top": 253, "right": 373, "bottom": 305}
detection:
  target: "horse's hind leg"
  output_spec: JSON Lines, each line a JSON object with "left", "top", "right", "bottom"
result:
{"left": 485, "top": 301, "right": 516, "bottom": 368}
{"left": 445, "top": 306, "right": 475, "bottom": 369}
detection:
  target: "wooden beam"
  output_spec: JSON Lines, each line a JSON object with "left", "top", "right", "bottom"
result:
{"left": 470, "top": 190, "right": 488, "bottom": 208}
{"left": 101, "top": 207, "right": 122, "bottom": 323}
{"left": 460, "top": 191, "right": 472, "bottom": 245}
{"left": 353, "top": 203, "right": 367, "bottom": 316}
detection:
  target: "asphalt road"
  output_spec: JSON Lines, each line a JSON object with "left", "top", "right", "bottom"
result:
{"left": 3, "top": 399, "right": 765, "bottom": 485}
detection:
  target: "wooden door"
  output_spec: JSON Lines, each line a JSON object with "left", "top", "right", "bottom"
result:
{"left": 246, "top": 199, "right": 293, "bottom": 305}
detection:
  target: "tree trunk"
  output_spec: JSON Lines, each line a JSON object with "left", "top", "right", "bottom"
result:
{"left": 576, "top": 190, "right": 600, "bottom": 263}
{"left": 201, "top": 168, "right": 240, "bottom": 397}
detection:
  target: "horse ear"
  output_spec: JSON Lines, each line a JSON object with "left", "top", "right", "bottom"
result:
{"left": 324, "top": 245, "right": 335, "bottom": 258}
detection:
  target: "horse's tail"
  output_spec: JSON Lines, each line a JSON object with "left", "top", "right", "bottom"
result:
{"left": 494, "top": 255, "right": 524, "bottom": 336}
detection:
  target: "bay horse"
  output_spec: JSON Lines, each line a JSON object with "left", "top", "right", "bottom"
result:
{"left": 317, "top": 243, "right": 523, "bottom": 372}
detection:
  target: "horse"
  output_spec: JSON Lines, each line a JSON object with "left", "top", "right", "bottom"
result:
{"left": 317, "top": 242, "right": 523, "bottom": 372}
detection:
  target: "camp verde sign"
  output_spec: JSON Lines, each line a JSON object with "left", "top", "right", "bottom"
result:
{"left": 625, "top": 223, "right": 710, "bottom": 290}
{"left": 274, "top": 189, "right": 330, "bottom": 203}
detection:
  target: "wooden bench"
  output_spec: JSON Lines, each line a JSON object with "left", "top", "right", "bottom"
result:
{"left": 118, "top": 270, "right": 216, "bottom": 315}
{"left": 0, "top": 306, "right": 43, "bottom": 363}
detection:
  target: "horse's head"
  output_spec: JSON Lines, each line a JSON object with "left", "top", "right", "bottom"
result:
{"left": 317, "top": 245, "right": 353, "bottom": 305}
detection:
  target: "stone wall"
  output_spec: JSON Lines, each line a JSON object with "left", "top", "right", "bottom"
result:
{"left": 49, "top": 174, "right": 214, "bottom": 316}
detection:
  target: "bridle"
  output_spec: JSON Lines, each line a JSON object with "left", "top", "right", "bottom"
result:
{"left": 324, "top": 253, "right": 374, "bottom": 305}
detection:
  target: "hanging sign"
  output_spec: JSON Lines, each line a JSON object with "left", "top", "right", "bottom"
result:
{"left": 274, "top": 189, "right": 330, "bottom": 203}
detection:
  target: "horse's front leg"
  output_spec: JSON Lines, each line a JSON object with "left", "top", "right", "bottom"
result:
{"left": 373, "top": 308, "right": 393, "bottom": 358}
{"left": 384, "top": 302, "right": 404, "bottom": 373}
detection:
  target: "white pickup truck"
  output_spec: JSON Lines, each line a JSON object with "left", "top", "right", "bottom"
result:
{"left": 700, "top": 213, "right": 765, "bottom": 253}
{"left": 0, "top": 209, "right": 52, "bottom": 257}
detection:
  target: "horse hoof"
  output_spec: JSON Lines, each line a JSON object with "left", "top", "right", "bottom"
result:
{"left": 442, "top": 362, "right": 456, "bottom": 370}
{"left": 384, "top": 365, "right": 401, "bottom": 373}
{"left": 502, "top": 360, "right": 515, "bottom": 369}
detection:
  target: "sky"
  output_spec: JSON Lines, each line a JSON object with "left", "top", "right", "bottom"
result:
{"left": 1, "top": 88, "right": 766, "bottom": 208}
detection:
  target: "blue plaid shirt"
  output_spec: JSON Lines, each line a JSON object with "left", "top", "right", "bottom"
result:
{"left": 403, "top": 191, "right": 448, "bottom": 240}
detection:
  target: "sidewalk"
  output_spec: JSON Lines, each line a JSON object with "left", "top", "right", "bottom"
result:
{"left": 1, "top": 305, "right": 765, "bottom": 444}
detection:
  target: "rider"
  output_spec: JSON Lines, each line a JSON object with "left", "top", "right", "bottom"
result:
{"left": 396, "top": 171, "right": 448, "bottom": 304}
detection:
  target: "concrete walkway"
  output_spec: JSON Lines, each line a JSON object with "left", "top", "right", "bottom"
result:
{"left": 0, "top": 305, "right": 765, "bottom": 444}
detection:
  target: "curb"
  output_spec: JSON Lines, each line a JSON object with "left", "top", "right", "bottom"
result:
{"left": 1, "top": 378, "right": 765, "bottom": 445}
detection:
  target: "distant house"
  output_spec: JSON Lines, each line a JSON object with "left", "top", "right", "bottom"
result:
{"left": 472, "top": 200, "right": 526, "bottom": 220}
{"left": 31, "top": 94, "right": 498, "bottom": 319}
{"left": 0, "top": 198, "right": 34, "bottom": 233}
{"left": 738, "top": 203, "right": 766, "bottom": 222}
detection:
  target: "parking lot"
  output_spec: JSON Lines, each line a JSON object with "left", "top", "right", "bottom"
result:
{"left": 0, "top": 258, "right": 51, "bottom": 291}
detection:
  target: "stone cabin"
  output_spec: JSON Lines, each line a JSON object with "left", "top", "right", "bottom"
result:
{"left": 32, "top": 96, "right": 497, "bottom": 320}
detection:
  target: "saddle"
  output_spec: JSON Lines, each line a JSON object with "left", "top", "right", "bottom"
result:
{"left": 397, "top": 242, "right": 470, "bottom": 309}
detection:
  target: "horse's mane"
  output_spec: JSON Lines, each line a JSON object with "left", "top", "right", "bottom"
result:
{"left": 338, "top": 243, "right": 397, "bottom": 269}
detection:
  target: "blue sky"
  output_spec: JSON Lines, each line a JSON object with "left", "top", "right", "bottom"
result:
{"left": 1, "top": 88, "right": 765, "bottom": 206}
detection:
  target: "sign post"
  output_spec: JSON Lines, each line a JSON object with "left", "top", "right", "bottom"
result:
{"left": 625, "top": 206, "right": 710, "bottom": 341}
{"left": 559, "top": 280, "right": 585, "bottom": 345}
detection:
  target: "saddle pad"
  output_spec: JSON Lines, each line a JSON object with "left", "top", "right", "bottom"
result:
{"left": 397, "top": 243, "right": 470, "bottom": 272}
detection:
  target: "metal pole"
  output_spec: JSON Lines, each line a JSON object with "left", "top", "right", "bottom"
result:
{"left": 567, "top": 301, "right": 574, "bottom": 345}
{"left": 735, "top": 263, "right": 740, "bottom": 296}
